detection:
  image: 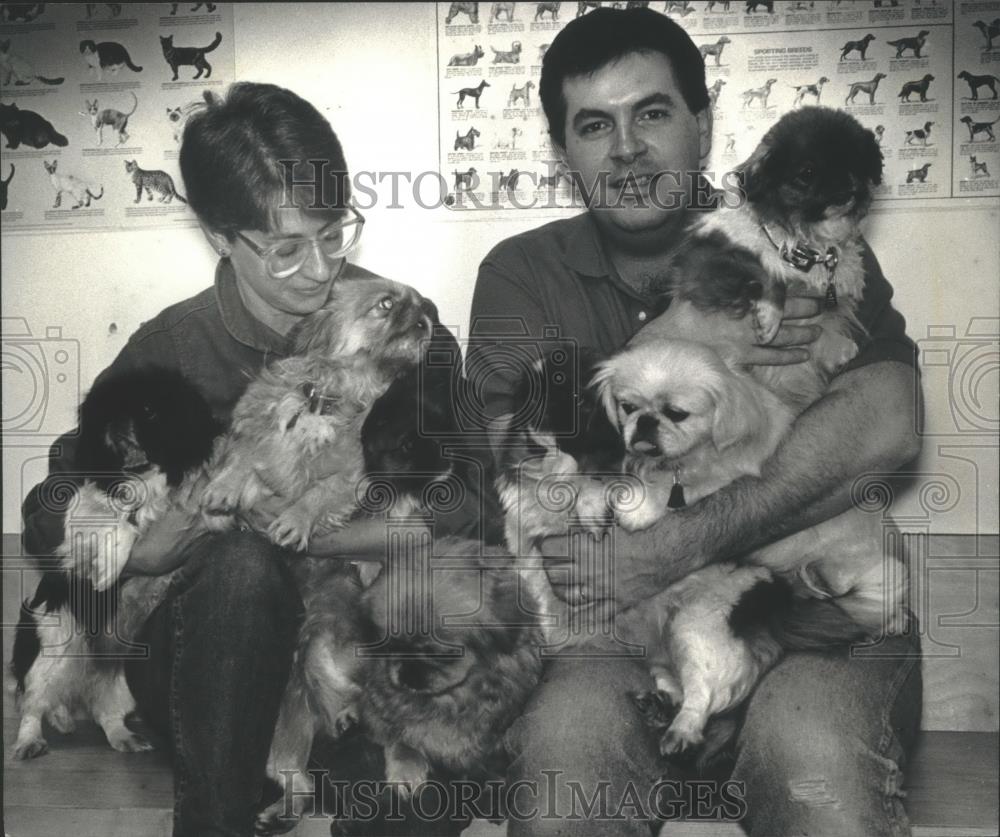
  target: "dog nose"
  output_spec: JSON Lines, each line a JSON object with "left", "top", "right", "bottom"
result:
{"left": 420, "top": 297, "right": 439, "bottom": 321}
{"left": 631, "top": 413, "right": 660, "bottom": 455}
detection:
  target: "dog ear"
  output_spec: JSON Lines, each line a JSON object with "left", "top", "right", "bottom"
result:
{"left": 589, "top": 359, "right": 619, "bottom": 427}
{"left": 736, "top": 137, "right": 774, "bottom": 204}
{"left": 858, "top": 124, "right": 884, "bottom": 187}
{"left": 706, "top": 363, "right": 765, "bottom": 452}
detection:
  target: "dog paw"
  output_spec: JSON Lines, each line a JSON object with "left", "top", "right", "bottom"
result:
{"left": 814, "top": 331, "right": 859, "bottom": 376}
{"left": 13, "top": 736, "right": 49, "bottom": 760}
{"left": 106, "top": 728, "right": 155, "bottom": 753}
{"left": 48, "top": 706, "right": 76, "bottom": 734}
{"left": 267, "top": 510, "right": 314, "bottom": 552}
{"left": 386, "top": 760, "right": 428, "bottom": 801}
{"left": 751, "top": 300, "right": 782, "bottom": 345}
{"left": 333, "top": 706, "right": 358, "bottom": 738}
{"left": 254, "top": 807, "right": 300, "bottom": 836}
{"left": 660, "top": 723, "right": 704, "bottom": 757}
{"left": 201, "top": 480, "right": 242, "bottom": 516}
{"left": 629, "top": 689, "right": 678, "bottom": 729}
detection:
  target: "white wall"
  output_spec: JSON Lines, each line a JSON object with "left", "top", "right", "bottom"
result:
{"left": 3, "top": 3, "right": 997, "bottom": 536}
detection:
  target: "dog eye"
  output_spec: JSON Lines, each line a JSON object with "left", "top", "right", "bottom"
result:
{"left": 664, "top": 407, "right": 689, "bottom": 423}
{"left": 619, "top": 401, "right": 638, "bottom": 415}
{"left": 794, "top": 164, "right": 816, "bottom": 185}
{"left": 377, "top": 296, "right": 394, "bottom": 311}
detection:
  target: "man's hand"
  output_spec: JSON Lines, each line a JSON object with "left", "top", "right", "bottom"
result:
{"left": 537, "top": 516, "right": 703, "bottom": 609}
{"left": 634, "top": 294, "right": 824, "bottom": 367}
{"left": 743, "top": 294, "right": 824, "bottom": 366}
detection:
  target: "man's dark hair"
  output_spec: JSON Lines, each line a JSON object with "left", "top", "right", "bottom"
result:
{"left": 180, "top": 82, "right": 350, "bottom": 238}
{"left": 540, "top": 8, "right": 709, "bottom": 149}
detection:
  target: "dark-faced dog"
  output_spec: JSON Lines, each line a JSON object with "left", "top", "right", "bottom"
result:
{"left": 648, "top": 106, "right": 883, "bottom": 409}
{"left": 361, "top": 537, "right": 544, "bottom": 793}
{"left": 12, "top": 366, "right": 219, "bottom": 760}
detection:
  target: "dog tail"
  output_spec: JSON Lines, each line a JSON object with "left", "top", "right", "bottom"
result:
{"left": 730, "top": 575, "right": 870, "bottom": 652}
{"left": 203, "top": 32, "right": 223, "bottom": 53}
{"left": 36, "top": 75, "right": 65, "bottom": 85}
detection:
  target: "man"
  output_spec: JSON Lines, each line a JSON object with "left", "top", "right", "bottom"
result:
{"left": 468, "top": 9, "right": 922, "bottom": 837}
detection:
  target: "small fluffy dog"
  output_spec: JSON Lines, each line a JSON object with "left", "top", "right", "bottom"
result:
{"left": 496, "top": 345, "right": 866, "bottom": 761}
{"left": 12, "top": 366, "right": 219, "bottom": 760}
{"left": 361, "top": 537, "right": 544, "bottom": 792}
{"left": 215, "top": 279, "right": 441, "bottom": 833}
{"left": 650, "top": 106, "right": 883, "bottom": 410}
{"left": 200, "top": 278, "right": 435, "bottom": 549}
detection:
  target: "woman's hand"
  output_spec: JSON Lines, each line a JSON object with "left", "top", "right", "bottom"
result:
{"left": 307, "top": 516, "right": 431, "bottom": 562}
{"left": 124, "top": 504, "right": 205, "bottom": 577}
{"left": 123, "top": 474, "right": 208, "bottom": 577}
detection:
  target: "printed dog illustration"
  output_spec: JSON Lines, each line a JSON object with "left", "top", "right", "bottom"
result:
{"left": 886, "top": 30, "right": 929, "bottom": 58}
{"left": 448, "top": 45, "right": 484, "bottom": 66}
{"left": 845, "top": 72, "right": 886, "bottom": 104}
{"left": 905, "top": 163, "right": 931, "bottom": 183}
{"left": 973, "top": 19, "right": 1000, "bottom": 51}
{"left": 707, "top": 78, "right": 726, "bottom": 109}
{"left": 699, "top": 36, "right": 731, "bottom": 67}
{"left": 454, "top": 126, "right": 481, "bottom": 151}
{"left": 904, "top": 121, "right": 934, "bottom": 146}
{"left": 790, "top": 76, "right": 829, "bottom": 107}
{"left": 960, "top": 115, "right": 998, "bottom": 142}
{"left": 957, "top": 71, "right": 1000, "bottom": 100}
{"left": 970, "top": 156, "right": 991, "bottom": 178}
{"left": 535, "top": 2, "right": 561, "bottom": 21}
{"left": 898, "top": 74, "right": 934, "bottom": 103}
{"left": 445, "top": 1, "right": 480, "bottom": 24}
{"left": 508, "top": 79, "right": 535, "bottom": 107}
{"left": 491, "top": 1, "right": 515, "bottom": 20}
{"left": 454, "top": 167, "right": 478, "bottom": 190}
{"left": 491, "top": 41, "right": 522, "bottom": 64}
{"left": 840, "top": 34, "right": 876, "bottom": 61}
{"left": 453, "top": 80, "right": 490, "bottom": 109}
{"left": 742, "top": 78, "right": 777, "bottom": 108}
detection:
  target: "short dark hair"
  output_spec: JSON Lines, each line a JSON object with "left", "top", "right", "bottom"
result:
{"left": 180, "top": 82, "right": 349, "bottom": 237}
{"left": 540, "top": 8, "right": 709, "bottom": 149}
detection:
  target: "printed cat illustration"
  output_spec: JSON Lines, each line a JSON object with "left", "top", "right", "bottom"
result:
{"left": 124, "top": 160, "right": 187, "bottom": 204}
{"left": 44, "top": 160, "right": 104, "bottom": 209}
{"left": 1, "top": 4, "right": 46, "bottom": 23}
{"left": 1, "top": 163, "right": 14, "bottom": 211}
{"left": 0, "top": 39, "right": 64, "bottom": 86}
{"left": 79, "top": 39, "right": 143, "bottom": 81}
{"left": 166, "top": 91, "right": 212, "bottom": 142}
{"left": 159, "top": 31, "right": 222, "bottom": 81}
{"left": 82, "top": 91, "right": 138, "bottom": 146}
{"left": 0, "top": 102, "right": 68, "bottom": 149}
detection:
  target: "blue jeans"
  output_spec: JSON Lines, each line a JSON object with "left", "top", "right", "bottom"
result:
{"left": 125, "top": 531, "right": 304, "bottom": 837}
{"left": 503, "top": 629, "right": 922, "bottom": 837}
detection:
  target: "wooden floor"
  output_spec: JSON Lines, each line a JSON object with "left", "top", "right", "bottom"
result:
{"left": 3, "top": 534, "right": 998, "bottom": 837}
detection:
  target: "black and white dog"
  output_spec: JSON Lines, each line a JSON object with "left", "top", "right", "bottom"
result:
{"left": 11, "top": 366, "right": 219, "bottom": 759}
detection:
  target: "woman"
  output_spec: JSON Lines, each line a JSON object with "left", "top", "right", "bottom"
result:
{"left": 21, "top": 82, "right": 466, "bottom": 837}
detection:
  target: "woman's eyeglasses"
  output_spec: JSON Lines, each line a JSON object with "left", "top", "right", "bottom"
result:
{"left": 234, "top": 206, "right": 365, "bottom": 280}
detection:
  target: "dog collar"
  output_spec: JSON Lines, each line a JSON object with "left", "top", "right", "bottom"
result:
{"left": 668, "top": 468, "right": 686, "bottom": 510}
{"left": 760, "top": 224, "right": 840, "bottom": 308}
{"left": 286, "top": 382, "right": 340, "bottom": 430}
{"left": 301, "top": 382, "right": 339, "bottom": 415}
